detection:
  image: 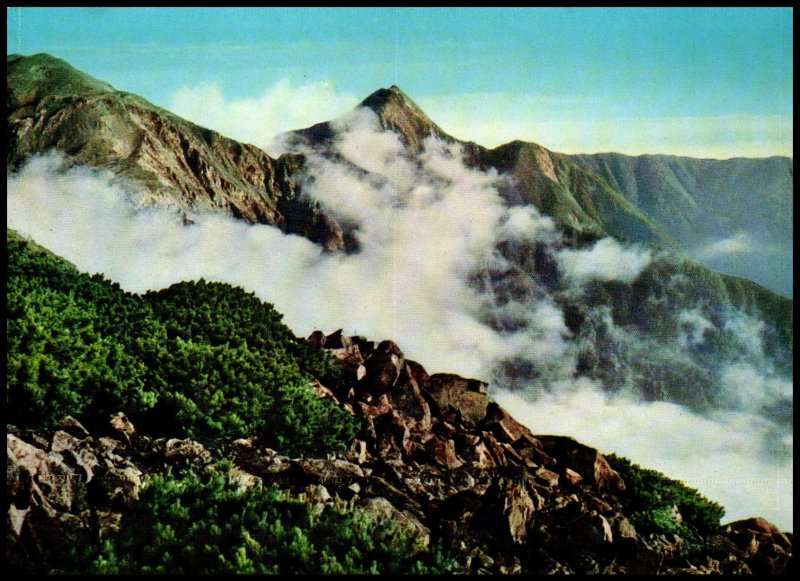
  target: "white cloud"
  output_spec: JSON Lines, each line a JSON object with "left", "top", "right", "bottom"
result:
{"left": 695, "top": 231, "right": 754, "bottom": 260}
{"left": 494, "top": 387, "right": 793, "bottom": 531}
{"left": 418, "top": 93, "right": 793, "bottom": 158}
{"left": 556, "top": 237, "right": 653, "bottom": 285}
{"left": 169, "top": 78, "right": 359, "bottom": 156}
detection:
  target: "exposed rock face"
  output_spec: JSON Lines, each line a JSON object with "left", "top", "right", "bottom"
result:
{"left": 7, "top": 53, "right": 346, "bottom": 252}
{"left": 6, "top": 328, "right": 793, "bottom": 574}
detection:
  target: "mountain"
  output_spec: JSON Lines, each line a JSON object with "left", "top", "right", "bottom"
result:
{"left": 6, "top": 54, "right": 794, "bottom": 569}
{"left": 290, "top": 86, "right": 676, "bottom": 247}
{"left": 7, "top": 53, "right": 346, "bottom": 251}
{"left": 569, "top": 152, "right": 793, "bottom": 297}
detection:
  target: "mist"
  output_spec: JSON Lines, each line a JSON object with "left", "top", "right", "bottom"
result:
{"left": 7, "top": 110, "right": 793, "bottom": 531}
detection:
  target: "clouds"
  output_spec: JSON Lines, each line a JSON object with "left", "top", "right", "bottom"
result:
{"left": 169, "top": 79, "right": 359, "bottom": 156}
{"left": 494, "top": 386, "right": 793, "bottom": 530}
{"left": 420, "top": 93, "right": 793, "bottom": 158}
{"left": 695, "top": 231, "right": 754, "bottom": 260}
{"left": 556, "top": 237, "right": 653, "bottom": 285}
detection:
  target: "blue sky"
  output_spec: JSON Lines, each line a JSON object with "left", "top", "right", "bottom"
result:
{"left": 6, "top": 7, "right": 793, "bottom": 158}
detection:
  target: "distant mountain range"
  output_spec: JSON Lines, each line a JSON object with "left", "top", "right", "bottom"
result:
{"left": 9, "top": 54, "right": 792, "bottom": 298}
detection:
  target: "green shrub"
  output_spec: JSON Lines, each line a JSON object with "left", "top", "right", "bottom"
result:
{"left": 7, "top": 232, "right": 358, "bottom": 455}
{"left": 606, "top": 454, "right": 725, "bottom": 556}
{"left": 85, "top": 466, "right": 457, "bottom": 574}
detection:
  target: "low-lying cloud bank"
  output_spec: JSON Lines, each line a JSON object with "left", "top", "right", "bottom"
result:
{"left": 7, "top": 110, "right": 793, "bottom": 531}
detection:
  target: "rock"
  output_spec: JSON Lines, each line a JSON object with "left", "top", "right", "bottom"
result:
{"left": 305, "top": 484, "right": 332, "bottom": 504}
{"left": 349, "top": 439, "right": 369, "bottom": 464}
{"left": 164, "top": 438, "right": 212, "bottom": 464}
{"left": 534, "top": 467, "right": 559, "bottom": 488}
{"left": 463, "top": 441, "right": 496, "bottom": 470}
{"left": 97, "top": 437, "right": 124, "bottom": 463}
{"left": 481, "top": 431, "right": 507, "bottom": 467}
{"left": 50, "top": 430, "right": 80, "bottom": 454}
{"left": 453, "top": 469, "right": 476, "bottom": 491}
{"left": 426, "top": 436, "right": 464, "bottom": 470}
{"left": 229, "top": 467, "right": 262, "bottom": 490}
{"left": 58, "top": 416, "right": 90, "bottom": 439}
{"left": 364, "top": 340, "right": 405, "bottom": 393}
{"left": 296, "top": 458, "right": 364, "bottom": 489}
{"left": 385, "top": 363, "right": 432, "bottom": 430}
{"left": 539, "top": 436, "right": 625, "bottom": 493}
{"left": 310, "top": 379, "right": 337, "bottom": 401}
{"left": 571, "top": 513, "right": 614, "bottom": 546}
{"left": 8, "top": 434, "right": 82, "bottom": 512}
{"left": 482, "top": 402, "right": 529, "bottom": 443}
{"left": 329, "top": 344, "right": 366, "bottom": 379}
{"left": 362, "top": 497, "right": 430, "bottom": 551}
{"left": 324, "top": 329, "right": 346, "bottom": 349}
{"left": 96, "top": 510, "right": 123, "bottom": 539}
{"left": 101, "top": 465, "right": 142, "bottom": 504}
{"left": 8, "top": 503, "right": 30, "bottom": 537}
{"left": 109, "top": 412, "right": 135, "bottom": 441}
{"left": 424, "top": 374, "right": 490, "bottom": 428}
{"left": 563, "top": 467, "right": 583, "bottom": 486}
{"left": 727, "top": 517, "right": 781, "bottom": 536}
{"left": 306, "top": 330, "right": 327, "bottom": 349}
{"left": 593, "top": 454, "right": 625, "bottom": 493}
{"left": 478, "top": 478, "right": 535, "bottom": 545}
{"left": 616, "top": 517, "right": 638, "bottom": 544}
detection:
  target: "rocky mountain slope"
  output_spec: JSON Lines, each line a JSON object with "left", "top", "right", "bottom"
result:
{"left": 7, "top": 53, "right": 346, "bottom": 251}
{"left": 7, "top": 230, "right": 792, "bottom": 574}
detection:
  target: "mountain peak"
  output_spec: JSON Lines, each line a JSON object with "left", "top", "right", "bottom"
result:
{"left": 356, "top": 85, "right": 452, "bottom": 149}
{"left": 7, "top": 52, "right": 116, "bottom": 108}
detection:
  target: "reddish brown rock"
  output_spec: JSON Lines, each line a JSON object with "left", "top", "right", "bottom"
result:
{"left": 385, "top": 363, "right": 432, "bottom": 430}
{"left": 482, "top": 402, "right": 529, "bottom": 443}
{"left": 539, "top": 436, "right": 625, "bottom": 493}
{"left": 727, "top": 517, "right": 781, "bottom": 536}
{"left": 563, "top": 467, "right": 583, "bottom": 486}
{"left": 425, "top": 374, "right": 490, "bottom": 428}
{"left": 481, "top": 431, "right": 508, "bottom": 467}
{"left": 426, "top": 436, "right": 464, "bottom": 470}
{"left": 364, "top": 340, "right": 405, "bottom": 393}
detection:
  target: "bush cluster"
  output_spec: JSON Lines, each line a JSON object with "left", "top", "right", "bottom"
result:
{"left": 85, "top": 465, "right": 456, "bottom": 574}
{"left": 606, "top": 454, "right": 725, "bottom": 556}
{"left": 7, "top": 233, "right": 358, "bottom": 456}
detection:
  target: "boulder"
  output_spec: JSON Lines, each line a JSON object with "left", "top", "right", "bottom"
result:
{"left": 482, "top": 402, "right": 529, "bottom": 443}
{"left": 58, "top": 416, "right": 90, "bottom": 439}
{"left": 424, "top": 374, "right": 490, "bottom": 428}
{"left": 7, "top": 434, "right": 82, "bottom": 512}
{"left": 385, "top": 363, "right": 432, "bottom": 430}
{"left": 306, "top": 330, "right": 327, "bottom": 349}
{"left": 426, "top": 436, "right": 464, "bottom": 470}
{"left": 164, "top": 438, "right": 212, "bottom": 464}
{"left": 539, "top": 436, "right": 625, "bottom": 493}
{"left": 363, "top": 340, "right": 405, "bottom": 393}
{"left": 109, "top": 412, "right": 136, "bottom": 441}
{"left": 477, "top": 478, "right": 536, "bottom": 545}
{"left": 360, "top": 497, "right": 431, "bottom": 551}
{"left": 329, "top": 344, "right": 366, "bottom": 380}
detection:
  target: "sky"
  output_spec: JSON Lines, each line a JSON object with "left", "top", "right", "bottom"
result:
{"left": 6, "top": 7, "right": 793, "bottom": 158}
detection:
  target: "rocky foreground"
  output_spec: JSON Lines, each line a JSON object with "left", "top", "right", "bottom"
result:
{"left": 7, "top": 330, "right": 793, "bottom": 575}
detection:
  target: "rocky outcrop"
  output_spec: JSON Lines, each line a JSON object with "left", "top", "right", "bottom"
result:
{"left": 6, "top": 329, "right": 793, "bottom": 575}
{"left": 7, "top": 53, "right": 347, "bottom": 252}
